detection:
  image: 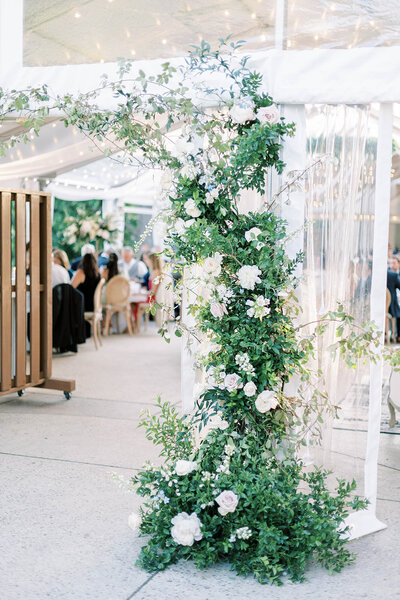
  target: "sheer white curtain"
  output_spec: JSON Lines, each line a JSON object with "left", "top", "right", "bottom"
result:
{"left": 301, "top": 104, "right": 382, "bottom": 522}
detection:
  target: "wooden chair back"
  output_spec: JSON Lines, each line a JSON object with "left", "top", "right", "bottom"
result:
{"left": 105, "top": 275, "right": 130, "bottom": 306}
{"left": 93, "top": 278, "right": 106, "bottom": 314}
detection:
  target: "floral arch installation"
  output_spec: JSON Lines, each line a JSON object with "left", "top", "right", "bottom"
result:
{"left": 0, "top": 41, "right": 398, "bottom": 584}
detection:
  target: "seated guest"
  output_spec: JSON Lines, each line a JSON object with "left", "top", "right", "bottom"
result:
{"left": 71, "top": 253, "right": 101, "bottom": 337}
{"left": 98, "top": 245, "right": 116, "bottom": 269}
{"left": 119, "top": 246, "right": 147, "bottom": 283}
{"left": 53, "top": 248, "right": 72, "bottom": 279}
{"left": 102, "top": 252, "right": 119, "bottom": 282}
{"left": 141, "top": 251, "right": 151, "bottom": 290}
{"left": 52, "top": 262, "right": 70, "bottom": 288}
{"left": 70, "top": 243, "right": 96, "bottom": 272}
{"left": 388, "top": 264, "right": 400, "bottom": 343}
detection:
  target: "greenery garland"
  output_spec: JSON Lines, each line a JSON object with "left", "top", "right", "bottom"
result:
{"left": 1, "top": 39, "right": 398, "bottom": 585}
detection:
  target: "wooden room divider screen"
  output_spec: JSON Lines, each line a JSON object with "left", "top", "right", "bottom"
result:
{"left": 0, "top": 189, "right": 75, "bottom": 398}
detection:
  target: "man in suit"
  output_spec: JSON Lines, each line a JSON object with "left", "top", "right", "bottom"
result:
{"left": 119, "top": 246, "right": 148, "bottom": 283}
{"left": 387, "top": 264, "right": 400, "bottom": 342}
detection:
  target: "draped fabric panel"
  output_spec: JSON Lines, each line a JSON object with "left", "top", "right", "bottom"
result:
{"left": 302, "top": 104, "right": 378, "bottom": 489}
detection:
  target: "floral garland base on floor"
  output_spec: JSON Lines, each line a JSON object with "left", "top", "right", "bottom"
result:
{"left": 1, "top": 40, "right": 395, "bottom": 585}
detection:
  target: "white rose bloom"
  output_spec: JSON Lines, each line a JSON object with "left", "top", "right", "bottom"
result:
{"left": 203, "top": 253, "right": 223, "bottom": 277}
{"left": 243, "top": 381, "right": 257, "bottom": 397}
{"left": 210, "top": 302, "right": 228, "bottom": 319}
{"left": 255, "top": 390, "right": 279, "bottom": 413}
{"left": 244, "top": 227, "right": 262, "bottom": 243}
{"left": 215, "top": 490, "right": 239, "bottom": 516}
{"left": 175, "top": 459, "right": 198, "bottom": 476}
{"left": 128, "top": 512, "right": 141, "bottom": 532}
{"left": 171, "top": 512, "right": 203, "bottom": 546}
{"left": 257, "top": 104, "right": 280, "bottom": 125}
{"left": 237, "top": 265, "right": 262, "bottom": 290}
{"left": 184, "top": 198, "right": 201, "bottom": 218}
{"left": 230, "top": 102, "right": 256, "bottom": 124}
{"left": 224, "top": 373, "right": 242, "bottom": 393}
{"left": 185, "top": 218, "right": 195, "bottom": 228}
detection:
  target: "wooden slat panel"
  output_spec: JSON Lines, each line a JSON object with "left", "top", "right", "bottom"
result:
{"left": 15, "top": 193, "right": 26, "bottom": 388}
{"left": 40, "top": 194, "right": 52, "bottom": 379}
{"left": 0, "top": 192, "right": 12, "bottom": 391}
{"left": 29, "top": 194, "right": 40, "bottom": 384}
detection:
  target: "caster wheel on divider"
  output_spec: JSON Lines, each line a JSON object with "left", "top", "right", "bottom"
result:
{"left": 64, "top": 391, "right": 71, "bottom": 400}
{"left": 17, "top": 390, "right": 24, "bottom": 397}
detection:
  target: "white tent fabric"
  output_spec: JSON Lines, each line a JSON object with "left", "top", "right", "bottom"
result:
{"left": 2, "top": 47, "right": 400, "bottom": 107}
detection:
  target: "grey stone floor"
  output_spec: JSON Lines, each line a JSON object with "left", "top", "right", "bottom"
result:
{"left": 0, "top": 328, "right": 399, "bottom": 600}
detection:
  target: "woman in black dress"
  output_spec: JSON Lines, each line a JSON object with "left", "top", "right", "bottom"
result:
{"left": 71, "top": 253, "right": 101, "bottom": 337}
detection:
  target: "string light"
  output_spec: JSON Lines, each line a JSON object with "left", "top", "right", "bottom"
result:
{"left": 162, "top": 39, "right": 167, "bottom": 45}
{"left": 74, "top": 12, "right": 81, "bottom": 18}
{"left": 131, "top": 49, "right": 136, "bottom": 56}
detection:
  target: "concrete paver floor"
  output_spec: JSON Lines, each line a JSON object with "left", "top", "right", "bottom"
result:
{"left": 0, "top": 327, "right": 399, "bottom": 600}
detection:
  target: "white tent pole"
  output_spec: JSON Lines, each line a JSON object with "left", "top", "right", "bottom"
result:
{"left": 365, "top": 103, "right": 393, "bottom": 512}
{"left": 274, "top": 0, "right": 287, "bottom": 51}
{"left": 0, "top": 0, "right": 23, "bottom": 77}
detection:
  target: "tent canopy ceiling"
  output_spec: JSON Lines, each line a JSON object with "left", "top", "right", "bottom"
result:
{"left": 23, "top": 0, "right": 399, "bottom": 68}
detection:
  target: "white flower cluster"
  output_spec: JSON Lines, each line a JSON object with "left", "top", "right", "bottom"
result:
{"left": 229, "top": 526, "right": 253, "bottom": 543}
{"left": 216, "top": 284, "right": 235, "bottom": 305}
{"left": 246, "top": 296, "right": 271, "bottom": 320}
{"left": 235, "top": 352, "right": 255, "bottom": 377}
{"left": 224, "top": 443, "right": 235, "bottom": 457}
{"left": 204, "top": 187, "right": 219, "bottom": 204}
{"left": 216, "top": 457, "right": 230, "bottom": 476}
{"left": 208, "top": 414, "right": 229, "bottom": 431}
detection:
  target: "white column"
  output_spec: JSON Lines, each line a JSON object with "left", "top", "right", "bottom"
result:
{"left": 343, "top": 103, "right": 392, "bottom": 540}
{"left": 0, "top": 0, "right": 23, "bottom": 78}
